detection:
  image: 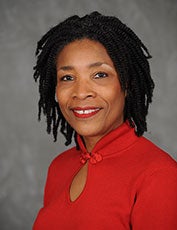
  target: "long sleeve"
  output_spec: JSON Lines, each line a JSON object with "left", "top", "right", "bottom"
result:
{"left": 131, "top": 166, "right": 177, "bottom": 229}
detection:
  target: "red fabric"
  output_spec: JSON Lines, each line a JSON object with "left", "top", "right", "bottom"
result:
{"left": 33, "top": 122, "right": 177, "bottom": 229}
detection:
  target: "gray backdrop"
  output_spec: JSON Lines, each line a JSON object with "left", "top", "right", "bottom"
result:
{"left": 0, "top": 0, "right": 177, "bottom": 229}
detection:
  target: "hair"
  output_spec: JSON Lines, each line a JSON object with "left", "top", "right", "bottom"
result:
{"left": 33, "top": 11, "right": 155, "bottom": 146}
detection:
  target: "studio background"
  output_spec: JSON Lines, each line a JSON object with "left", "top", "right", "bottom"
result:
{"left": 0, "top": 0, "right": 177, "bottom": 229}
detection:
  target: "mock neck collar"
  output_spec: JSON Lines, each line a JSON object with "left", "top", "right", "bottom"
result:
{"left": 77, "top": 121, "right": 139, "bottom": 164}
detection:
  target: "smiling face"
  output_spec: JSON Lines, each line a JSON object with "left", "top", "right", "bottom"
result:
{"left": 56, "top": 39, "right": 126, "bottom": 151}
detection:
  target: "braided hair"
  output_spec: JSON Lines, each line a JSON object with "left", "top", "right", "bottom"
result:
{"left": 33, "top": 11, "right": 155, "bottom": 146}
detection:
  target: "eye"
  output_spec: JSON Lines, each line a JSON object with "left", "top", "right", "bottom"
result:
{"left": 60, "top": 75, "right": 74, "bottom": 81}
{"left": 94, "top": 72, "right": 108, "bottom": 79}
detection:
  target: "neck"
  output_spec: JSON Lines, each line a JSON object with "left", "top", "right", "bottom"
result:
{"left": 81, "top": 121, "right": 125, "bottom": 152}
{"left": 83, "top": 136, "right": 100, "bottom": 153}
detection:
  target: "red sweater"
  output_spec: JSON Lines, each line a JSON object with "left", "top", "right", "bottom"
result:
{"left": 33, "top": 122, "right": 177, "bottom": 229}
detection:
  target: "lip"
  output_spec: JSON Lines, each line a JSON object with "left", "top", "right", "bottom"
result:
{"left": 71, "top": 107, "right": 102, "bottom": 119}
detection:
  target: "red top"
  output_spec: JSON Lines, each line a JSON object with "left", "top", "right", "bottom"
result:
{"left": 33, "top": 122, "right": 177, "bottom": 229}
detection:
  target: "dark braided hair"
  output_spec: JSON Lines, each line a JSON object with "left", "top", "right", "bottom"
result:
{"left": 33, "top": 11, "right": 155, "bottom": 146}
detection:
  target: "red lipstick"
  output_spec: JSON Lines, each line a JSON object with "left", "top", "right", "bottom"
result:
{"left": 71, "top": 107, "right": 101, "bottom": 118}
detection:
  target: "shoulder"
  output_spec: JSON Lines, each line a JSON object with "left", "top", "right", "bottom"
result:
{"left": 131, "top": 140, "right": 177, "bottom": 229}
{"left": 132, "top": 136, "right": 177, "bottom": 171}
{"left": 125, "top": 135, "right": 177, "bottom": 191}
{"left": 130, "top": 137, "right": 177, "bottom": 193}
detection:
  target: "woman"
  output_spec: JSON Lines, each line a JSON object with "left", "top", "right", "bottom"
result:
{"left": 33, "top": 12, "right": 177, "bottom": 229}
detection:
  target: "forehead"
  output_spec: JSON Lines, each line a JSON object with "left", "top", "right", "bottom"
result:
{"left": 56, "top": 38, "right": 114, "bottom": 68}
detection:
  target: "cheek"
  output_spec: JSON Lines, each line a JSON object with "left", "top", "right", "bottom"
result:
{"left": 103, "top": 85, "right": 123, "bottom": 103}
{"left": 56, "top": 88, "right": 60, "bottom": 104}
{"left": 56, "top": 87, "right": 72, "bottom": 122}
{"left": 56, "top": 87, "right": 66, "bottom": 109}
{"left": 109, "top": 90, "right": 125, "bottom": 112}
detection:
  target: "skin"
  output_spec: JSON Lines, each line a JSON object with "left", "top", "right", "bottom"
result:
{"left": 56, "top": 38, "right": 126, "bottom": 152}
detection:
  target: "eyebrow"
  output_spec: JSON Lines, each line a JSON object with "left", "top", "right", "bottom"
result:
{"left": 58, "top": 62, "right": 107, "bottom": 71}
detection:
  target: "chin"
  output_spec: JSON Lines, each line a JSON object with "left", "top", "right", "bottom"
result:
{"left": 74, "top": 126, "right": 106, "bottom": 138}
{"left": 75, "top": 130, "right": 98, "bottom": 137}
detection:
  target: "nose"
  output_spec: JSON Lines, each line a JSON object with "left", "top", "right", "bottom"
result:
{"left": 72, "top": 79, "right": 96, "bottom": 100}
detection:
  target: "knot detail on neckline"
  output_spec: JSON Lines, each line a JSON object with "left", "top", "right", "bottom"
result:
{"left": 80, "top": 152, "right": 103, "bottom": 164}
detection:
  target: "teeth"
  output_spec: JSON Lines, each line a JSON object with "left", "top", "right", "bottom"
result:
{"left": 74, "top": 108, "right": 99, "bottom": 114}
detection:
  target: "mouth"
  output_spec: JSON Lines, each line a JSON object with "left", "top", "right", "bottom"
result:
{"left": 71, "top": 107, "right": 101, "bottom": 118}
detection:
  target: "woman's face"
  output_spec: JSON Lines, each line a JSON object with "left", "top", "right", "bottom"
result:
{"left": 56, "top": 38, "right": 126, "bottom": 150}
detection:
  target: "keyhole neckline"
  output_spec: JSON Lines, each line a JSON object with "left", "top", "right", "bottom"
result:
{"left": 67, "top": 161, "right": 90, "bottom": 204}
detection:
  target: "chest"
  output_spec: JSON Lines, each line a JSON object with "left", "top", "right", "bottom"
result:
{"left": 34, "top": 159, "right": 136, "bottom": 230}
